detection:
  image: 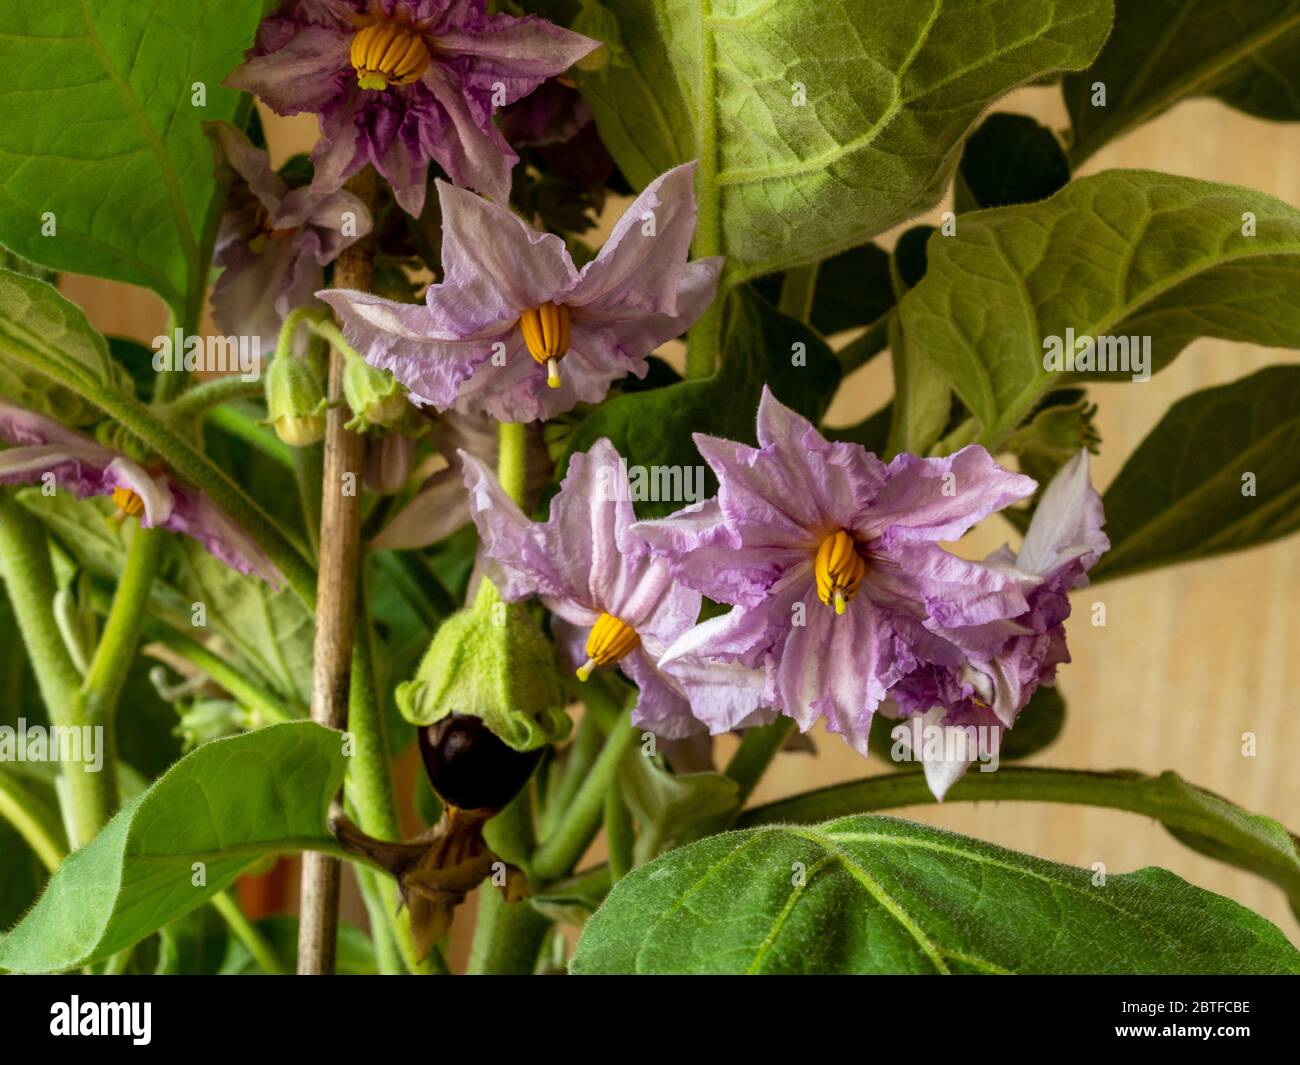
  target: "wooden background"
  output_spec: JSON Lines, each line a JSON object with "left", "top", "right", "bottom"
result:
{"left": 62, "top": 87, "right": 1300, "bottom": 955}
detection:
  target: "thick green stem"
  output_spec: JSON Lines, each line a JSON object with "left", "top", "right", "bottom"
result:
{"left": 725, "top": 716, "right": 795, "bottom": 810}
{"left": 79, "top": 526, "right": 165, "bottom": 815}
{"left": 210, "top": 890, "right": 284, "bottom": 975}
{"left": 354, "top": 865, "right": 404, "bottom": 974}
{"left": 605, "top": 779, "right": 634, "bottom": 881}
{"left": 541, "top": 709, "right": 602, "bottom": 837}
{"left": 0, "top": 496, "right": 113, "bottom": 846}
{"left": 532, "top": 706, "right": 638, "bottom": 882}
{"left": 496, "top": 419, "right": 528, "bottom": 506}
{"left": 164, "top": 376, "right": 262, "bottom": 421}
{"left": 837, "top": 312, "right": 892, "bottom": 374}
{"left": 466, "top": 886, "right": 551, "bottom": 975}
{"left": 777, "top": 263, "right": 820, "bottom": 322}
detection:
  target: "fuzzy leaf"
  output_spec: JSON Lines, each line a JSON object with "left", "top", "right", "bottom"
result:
{"left": 574, "top": 0, "right": 1113, "bottom": 280}
{"left": 572, "top": 815, "right": 1300, "bottom": 974}
{"left": 1092, "top": 365, "right": 1300, "bottom": 581}
{"left": 1064, "top": 0, "right": 1300, "bottom": 164}
{"left": 898, "top": 170, "right": 1300, "bottom": 448}
{"left": 0, "top": 1, "right": 266, "bottom": 313}
{"left": 0, "top": 723, "right": 347, "bottom": 973}
{"left": 0, "top": 269, "right": 132, "bottom": 424}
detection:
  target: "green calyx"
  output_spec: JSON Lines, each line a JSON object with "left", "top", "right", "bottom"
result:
{"left": 263, "top": 352, "right": 328, "bottom": 446}
{"left": 343, "top": 352, "right": 406, "bottom": 433}
{"left": 396, "top": 580, "right": 571, "bottom": 752}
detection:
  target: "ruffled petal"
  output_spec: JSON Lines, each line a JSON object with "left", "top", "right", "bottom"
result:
{"left": 1017, "top": 449, "right": 1109, "bottom": 581}
{"left": 572, "top": 163, "right": 702, "bottom": 319}
{"left": 163, "top": 485, "right": 283, "bottom": 587}
{"left": 225, "top": 26, "right": 352, "bottom": 115}
{"left": 866, "top": 446, "right": 1036, "bottom": 544}
{"left": 438, "top": 13, "right": 600, "bottom": 108}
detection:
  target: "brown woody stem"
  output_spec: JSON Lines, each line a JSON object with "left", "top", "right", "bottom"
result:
{"left": 297, "top": 168, "right": 379, "bottom": 976}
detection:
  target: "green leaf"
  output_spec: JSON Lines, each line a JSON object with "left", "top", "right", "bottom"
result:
{"left": 955, "top": 112, "right": 1070, "bottom": 212}
{"left": 899, "top": 170, "right": 1300, "bottom": 448}
{"left": 997, "top": 684, "right": 1066, "bottom": 759}
{"left": 739, "top": 767, "right": 1300, "bottom": 921}
{"left": 0, "top": 269, "right": 132, "bottom": 424}
{"left": 1092, "top": 365, "right": 1300, "bottom": 582}
{"left": 169, "top": 538, "right": 315, "bottom": 706}
{"left": 0, "top": 1, "right": 267, "bottom": 315}
{"left": 0, "top": 722, "right": 347, "bottom": 973}
{"left": 563, "top": 288, "right": 841, "bottom": 517}
{"left": 572, "top": 815, "right": 1300, "bottom": 974}
{"left": 1064, "top": 0, "right": 1300, "bottom": 165}
{"left": 16, "top": 491, "right": 131, "bottom": 581}
{"left": 574, "top": 0, "right": 1113, "bottom": 280}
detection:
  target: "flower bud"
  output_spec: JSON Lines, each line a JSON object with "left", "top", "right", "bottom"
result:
{"left": 263, "top": 353, "right": 327, "bottom": 446}
{"left": 396, "top": 580, "right": 570, "bottom": 752}
{"left": 363, "top": 430, "right": 415, "bottom": 495}
{"left": 343, "top": 353, "right": 406, "bottom": 433}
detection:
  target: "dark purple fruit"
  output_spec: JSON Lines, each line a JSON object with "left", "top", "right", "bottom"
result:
{"left": 418, "top": 714, "right": 542, "bottom": 812}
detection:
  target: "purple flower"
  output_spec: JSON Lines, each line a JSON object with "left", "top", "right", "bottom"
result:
{"left": 0, "top": 404, "right": 282, "bottom": 586}
{"left": 225, "top": 0, "right": 599, "bottom": 214}
{"left": 209, "top": 122, "right": 372, "bottom": 356}
{"left": 319, "top": 163, "right": 722, "bottom": 422}
{"left": 883, "top": 449, "right": 1108, "bottom": 798}
{"left": 636, "top": 387, "right": 1038, "bottom": 755}
{"left": 460, "top": 438, "right": 707, "bottom": 738}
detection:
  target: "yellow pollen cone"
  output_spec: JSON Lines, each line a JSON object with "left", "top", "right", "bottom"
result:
{"left": 520, "top": 302, "right": 571, "bottom": 386}
{"left": 578, "top": 612, "right": 639, "bottom": 679}
{"left": 351, "top": 21, "right": 432, "bottom": 91}
{"left": 815, "top": 529, "right": 867, "bottom": 613}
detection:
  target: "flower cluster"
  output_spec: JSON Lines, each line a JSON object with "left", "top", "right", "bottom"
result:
{"left": 464, "top": 388, "right": 1106, "bottom": 800}
{"left": 226, "top": 0, "right": 599, "bottom": 214}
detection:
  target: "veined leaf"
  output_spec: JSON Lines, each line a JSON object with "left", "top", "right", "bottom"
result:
{"left": 0, "top": 723, "right": 347, "bottom": 974}
{"left": 1092, "top": 365, "right": 1300, "bottom": 582}
{"left": 574, "top": 0, "right": 1113, "bottom": 280}
{"left": 0, "top": 269, "right": 132, "bottom": 423}
{"left": 572, "top": 815, "right": 1300, "bottom": 974}
{"left": 898, "top": 170, "right": 1300, "bottom": 448}
{"left": 1065, "top": 0, "right": 1300, "bottom": 164}
{"left": 0, "top": 1, "right": 266, "bottom": 314}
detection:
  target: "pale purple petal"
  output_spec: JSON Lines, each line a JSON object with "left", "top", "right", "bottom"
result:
{"left": 439, "top": 13, "right": 599, "bottom": 108}
{"left": 1017, "top": 449, "right": 1109, "bottom": 582}
{"left": 571, "top": 163, "right": 703, "bottom": 319}
{"left": 165, "top": 486, "right": 284, "bottom": 587}
{"left": 102, "top": 460, "right": 175, "bottom": 526}
{"left": 864, "top": 447, "right": 1037, "bottom": 545}
{"left": 225, "top": 25, "right": 352, "bottom": 115}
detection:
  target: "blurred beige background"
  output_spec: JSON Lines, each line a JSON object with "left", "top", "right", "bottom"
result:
{"left": 62, "top": 88, "right": 1300, "bottom": 951}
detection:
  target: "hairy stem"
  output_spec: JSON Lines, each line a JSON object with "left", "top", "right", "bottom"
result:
{"left": 777, "top": 263, "right": 820, "bottom": 322}
{"left": 164, "top": 375, "right": 262, "bottom": 421}
{"left": 0, "top": 495, "right": 114, "bottom": 846}
{"left": 497, "top": 420, "right": 528, "bottom": 506}
{"left": 298, "top": 167, "right": 378, "bottom": 976}
{"left": 79, "top": 526, "right": 165, "bottom": 815}
{"left": 466, "top": 886, "right": 551, "bottom": 975}
{"left": 532, "top": 706, "right": 638, "bottom": 882}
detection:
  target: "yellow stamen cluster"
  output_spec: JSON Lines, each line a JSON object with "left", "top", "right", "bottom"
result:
{"left": 350, "top": 22, "right": 432, "bottom": 91}
{"left": 111, "top": 486, "right": 145, "bottom": 520}
{"left": 518, "top": 302, "right": 571, "bottom": 389}
{"left": 576, "top": 612, "right": 640, "bottom": 681}
{"left": 814, "top": 530, "right": 867, "bottom": 615}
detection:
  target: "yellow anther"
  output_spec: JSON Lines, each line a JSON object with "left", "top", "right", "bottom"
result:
{"left": 814, "top": 530, "right": 866, "bottom": 612}
{"left": 576, "top": 612, "right": 640, "bottom": 681}
{"left": 351, "top": 21, "right": 432, "bottom": 91}
{"left": 111, "top": 485, "right": 146, "bottom": 519}
{"left": 518, "top": 302, "right": 571, "bottom": 389}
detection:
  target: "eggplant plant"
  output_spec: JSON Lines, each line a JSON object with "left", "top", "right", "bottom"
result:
{"left": 0, "top": 0, "right": 1297, "bottom": 978}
